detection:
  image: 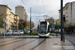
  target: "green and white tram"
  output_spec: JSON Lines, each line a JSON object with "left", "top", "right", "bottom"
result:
{"left": 38, "top": 21, "right": 50, "bottom": 37}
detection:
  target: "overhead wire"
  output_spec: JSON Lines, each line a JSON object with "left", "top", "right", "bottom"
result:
{"left": 42, "top": 0, "right": 47, "bottom": 20}
{"left": 42, "top": 0, "right": 46, "bottom": 14}
{"left": 47, "top": 0, "right": 59, "bottom": 15}
{"left": 21, "top": 0, "right": 30, "bottom": 10}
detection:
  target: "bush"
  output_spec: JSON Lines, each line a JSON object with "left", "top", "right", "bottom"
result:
{"left": 64, "top": 25, "right": 75, "bottom": 34}
{"left": 23, "top": 31, "right": 38, "bottom": 35}
{"left": 55, "top": 25, "right": 61, "bottom": 29}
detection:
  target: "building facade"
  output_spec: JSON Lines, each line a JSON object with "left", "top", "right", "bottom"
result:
{"left": 59, "top": 1, "right": 75, "bottom": 26}
{"left": 0, "top": 5, "right": 19, "bottom": 30}
{"left": 11, "top": 15, "right": 19, "bottom": 30}
{"left": 0, "top": 5, "right": 12, "bottom": 30}
{"left": 54, "top": 19, "right": 60, "bottom": 25}
{"left": 11, "top": 12, "right": 15, "bottom": 26}
{"left": 14, "top": 15, "right": 19, "bottom": 25}
{"left": 15, "top": 5, "right": 28, "bottom": 21}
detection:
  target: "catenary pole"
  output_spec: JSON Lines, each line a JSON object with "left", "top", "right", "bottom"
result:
{"left": 30, "top": 7, "right": 32, "bottom": 34}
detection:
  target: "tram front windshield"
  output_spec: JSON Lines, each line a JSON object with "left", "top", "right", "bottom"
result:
{"left": 39, "top": 22, "right": 47, "bottom": 33}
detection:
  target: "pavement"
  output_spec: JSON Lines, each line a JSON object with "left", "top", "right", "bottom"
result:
{"left": 51, "top": 33, "right": 75, "bottom": 46}
{"left": 0, "top": 36, "right": 75, "bottom": 50}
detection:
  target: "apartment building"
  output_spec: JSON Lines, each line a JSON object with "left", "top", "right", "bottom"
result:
{"left": 0, "top": 5, "right": 12, "bottom": 30}
{"left": 54, "top": 19, "right": 60, "bottom": 25}
{"left": 14, "top": 15, "right": 19, "bottom": 25}
{"left": 11, "top": 12, "right": 15, "bottom": 26}
{"left": 25, "top": 12, "right": 28, "bottom": 22}
{"left": 59, "top": 1, "right": 75, "bottom": 26}
{"left": 11, "top": 15, "right": 19, "bottom": 30}
{"left": 0, "top": 5, "right": 19, "bottom": 30}
{"left": 15, "top": 5, "right": 28, "bottom": 21}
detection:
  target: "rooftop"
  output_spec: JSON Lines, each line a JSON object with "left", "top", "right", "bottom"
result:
{"left": 0, "top": 4, "right": 11, "bottom": 10}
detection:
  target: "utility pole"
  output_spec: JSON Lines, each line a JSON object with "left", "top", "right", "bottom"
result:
{"left": 43, "top": 15, "right": 48, "bottom": 21}
{"left": 61, "top": 0, "right": 65, "bottom": 42}
{"left": 3, "top": 18, "right": 6, "bottom": 39}
{"left": 39, "top": 20, "right": 40, "bottom": 22}
{"left": 56, "top": 20, "right": 57, "bottom": 37}
{"left": 30, "top": 7, "right": 32, "bottom": 34}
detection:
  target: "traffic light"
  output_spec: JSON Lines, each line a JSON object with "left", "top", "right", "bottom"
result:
{"left": 63, "top": 15, "right": 65, "bottom": 22}
{"left": 23, "top": 23, "right": 25, "bottom": 28}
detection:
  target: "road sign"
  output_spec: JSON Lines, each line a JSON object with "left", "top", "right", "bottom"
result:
{"left": 52, "top": 25, "right": 55, "bottom": 28}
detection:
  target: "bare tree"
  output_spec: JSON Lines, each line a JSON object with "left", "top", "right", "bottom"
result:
{"left": 26, "top": 21, "right": 34, "bottom": 29}
{"left": 45, "top": 17, "right": 54, "bottom": 27}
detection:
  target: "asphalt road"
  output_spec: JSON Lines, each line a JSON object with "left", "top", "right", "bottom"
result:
{"left": 0, "top": 35, "right": 75, "bottom": 50}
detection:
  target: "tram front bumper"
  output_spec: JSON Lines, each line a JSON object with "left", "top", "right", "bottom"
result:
{"left": 38, "top": 33, "right": 50, "bottom": 37}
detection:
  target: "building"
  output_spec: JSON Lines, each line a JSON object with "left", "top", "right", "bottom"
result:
{"left": 25, "top": 12, "right": 28, "bottom": 22}
{"left": 59, "top": 1, "right": 75, "bottom": 26}
{"left": 11, "top": 12, "right": 15, "bottom": 26}
{"left": 15, "top": 5, "right": 28, "bottom": 21}
{"left": 0, "top": 5, "right": 19, "bottom": 30}
{"left": 14, "top": 15, "right": 19, "bottom": 26}
{"left": 54, "top": 19, "right": 59, "bottom": 25}
{"left": 14, "top": 15, "right": 19, "bottom": 29}
{"left": 0, "top": 5, "right": 12, "bottom": 30}
{"left": 11, "top": 15, "right": 19, "bottom": 30}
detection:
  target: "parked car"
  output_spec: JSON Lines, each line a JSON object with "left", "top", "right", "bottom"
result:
{"left": 59, "top": 29, "right": 64, "bottom": 33}
{"left": 12, "top": 30, "right": 20, "bottom": 35}
{"left": 24, "top": 30, "right": 27, "bottom": 34}
{"left": 26, "top": 29, "right": 30, "bottom": 33}
{"left": 55, "top": 30, "right": 59, "bottom": 33}
{"left": 3, "top": 30, "right": 12, "bottom": 35}
{"left": 20, "top": 30, "right": 24, "bottom": 34}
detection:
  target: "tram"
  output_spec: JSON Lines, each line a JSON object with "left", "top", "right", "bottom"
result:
{"left": 38, "top": 21, "right": 50, "bottom": 37}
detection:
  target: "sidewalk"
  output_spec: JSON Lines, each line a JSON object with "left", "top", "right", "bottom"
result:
{"left": 46, "top": 36, "right": 75, "bottom": 50}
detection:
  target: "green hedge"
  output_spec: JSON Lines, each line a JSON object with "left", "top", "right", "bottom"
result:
{"left": 64, "top": 26, "right": 75, "bottom": 30}
{"left": 23, "top": 31, "right": 38, "bottom": 35}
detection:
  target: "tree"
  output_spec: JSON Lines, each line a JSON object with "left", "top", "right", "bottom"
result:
{"left": 19, "top": 21, "right": 23, "bottom": 30}
{"left": 31, "top": 21, "right": 34, "bottom": 29}
{"left": 25, "top": 21, "right": 34, "bottom": 30}
{"left": 19, "top": 20, "right": 28, "bottom": 30}
{"left": 55, "top": 25, "right": 60, "bottom": 29}
{"left": 45, "top": 17, "right": 54, "bottom": 27}
{"left": 37, "top": 25, "right": 39, "bottom": 31}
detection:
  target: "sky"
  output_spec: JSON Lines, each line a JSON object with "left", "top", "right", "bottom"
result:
{"left": 0, "top": 0, "right": 75, "bottom": 28}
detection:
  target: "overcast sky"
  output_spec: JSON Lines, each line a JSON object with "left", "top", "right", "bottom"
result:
{"left": 0, "top": 0, "right": 75, "bottom": 28}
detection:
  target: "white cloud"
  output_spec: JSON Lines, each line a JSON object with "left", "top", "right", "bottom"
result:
{"left": 0, "top": 0, "right": 3, "bottom": 4}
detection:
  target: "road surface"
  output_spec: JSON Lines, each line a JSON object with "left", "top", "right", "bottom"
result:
{"left": 0, "top": 36, "right": 75, "bottom": 50}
